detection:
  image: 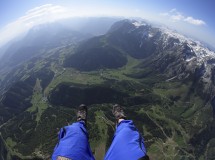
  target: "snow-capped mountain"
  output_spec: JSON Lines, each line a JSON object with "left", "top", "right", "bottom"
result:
{"left": 129, "top": 20, "right": 215, "bottom": 93}
{"left": 161, "top": 27, "right": 215, "bottom": 63}
{"left": 131, "top": 20, "right": 215, "bottom": 64}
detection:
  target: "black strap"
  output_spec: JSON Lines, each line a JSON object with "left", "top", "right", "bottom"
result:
{"left": 139, "top": 132, "right": 143, "bottom": 151}
{"left": 56, "top": 127, "right": 67, "bottom": 147}
{"left": 138, "top": 155, "right": 150, "bottom": 160}
{"left": 138, "top": 132, "right": 150, "bottom": 160}
{"left": 62, "top": 127, "right": 67, "bottom": 137}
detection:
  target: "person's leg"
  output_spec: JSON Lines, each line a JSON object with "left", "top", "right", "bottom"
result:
{"left": 52, "top": 104, "right": 95, "bottom": 160}
{"left": 104, "top": 104, "right": 149, "bottom": 160}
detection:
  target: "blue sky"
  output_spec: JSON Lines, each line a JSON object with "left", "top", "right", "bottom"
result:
{"left": 0, "top": 0, "right": 215, "bottom": 48}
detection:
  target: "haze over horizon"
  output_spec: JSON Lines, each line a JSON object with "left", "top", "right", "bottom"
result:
{"left": 0, "top": 0, "right": 215, "bottom": 48}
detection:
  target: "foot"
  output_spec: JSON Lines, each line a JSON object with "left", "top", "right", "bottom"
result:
{"left": 112, "top": 104, "right": 126, "bottom": 122}
{"left": 77, "top": 104, "right": 87, "bottom": 123}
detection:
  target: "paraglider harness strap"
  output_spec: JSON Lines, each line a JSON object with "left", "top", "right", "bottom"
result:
{"left": 56, "top": 127, "right": 67, "bottom": 147}
{"left": 138, "top": 132, "right": 150, "bottom": 160}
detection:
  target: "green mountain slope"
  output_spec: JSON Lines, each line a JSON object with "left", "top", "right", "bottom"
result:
{"left": 0, "top": 19, "right": 215, "bottom": 160}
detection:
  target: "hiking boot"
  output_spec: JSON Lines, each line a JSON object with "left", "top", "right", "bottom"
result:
{"left": 112, "top": 104, "right": 126, "bottom": 120}
{"left": 57, "top": 156, "right": 71, "bottom": 160}
{"left": 77, "top": 104, "right": 87, "bottom": 123}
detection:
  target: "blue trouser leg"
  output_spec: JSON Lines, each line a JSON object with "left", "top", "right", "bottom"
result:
{"left": 52, "top": 121, "right": 95, "bottom": 160}
{"left": 104, "top": 120, "right": 147, "bottom": 160}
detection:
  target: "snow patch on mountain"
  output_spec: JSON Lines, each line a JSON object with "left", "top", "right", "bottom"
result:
{"left": 161, "top": 27, "right": 215, "bottom": 64}
{"left": 132, "top": 21, "right": 146, "bottom": 28}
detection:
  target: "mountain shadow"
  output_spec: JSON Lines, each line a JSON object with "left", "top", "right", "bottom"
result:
{"left": 64, "top": 36, "right": 128, "bottom": 71}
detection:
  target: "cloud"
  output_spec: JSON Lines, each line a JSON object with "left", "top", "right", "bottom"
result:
{"left": 171, "top": 14, "right": 184, "bottom": 21}
{"left": 0, "top": 4, "right": 72, "bottom": 47}
{"left": 20, "top": 4, "right": 72, "bottom": 27}
{"left": 159, "top": 12, "right": 169, "bottom": 16}
{"left": 159, "top": 9, "right": 184, "bottom": 21}
{"left": 184, "top": 16, "right": 206, "bottom": 26}
{"left": 160, "top": 9, "right": 206, "bottom": 26}
{"left": 170, "top": 8, "right": 177, "bottom": 13}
